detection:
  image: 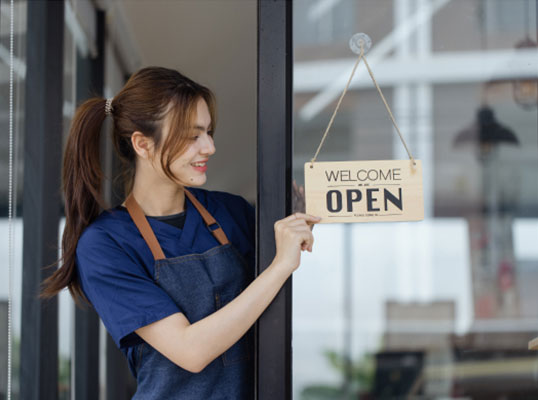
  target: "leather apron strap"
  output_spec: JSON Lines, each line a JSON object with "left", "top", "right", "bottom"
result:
{"left": 125, "top": 189, "right": 230, "bottom": 261}
{"left": 183, "top": 190, "right": 230, "bottom": 246}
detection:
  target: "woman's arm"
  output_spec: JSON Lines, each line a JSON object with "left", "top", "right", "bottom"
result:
{"left": 135, "top": 212, "right": 319, "bottom": 373}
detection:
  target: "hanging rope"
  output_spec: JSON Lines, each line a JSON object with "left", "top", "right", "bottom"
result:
{"left": 310, "top": 40, "right": 416, "bottom": 167}
{"left": 309, "top": 50, "right": 364, "bottom": 166}
{"left": 361, "top": 55, "right": 416, "bottom": 165}
{"left": 7, "top": 0, "right": 15, "bottom": 399}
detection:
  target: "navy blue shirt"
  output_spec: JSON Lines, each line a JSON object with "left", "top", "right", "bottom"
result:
{"left": 76, "top": 188, "right": 255, "bottom": 352}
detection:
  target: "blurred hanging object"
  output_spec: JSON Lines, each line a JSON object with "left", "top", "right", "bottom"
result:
{"left": 453, "top": 3, "right": 519, "bottom": 155}
{"left": 453, "top": 105, "right": 519, "bottom": 157}
{"left": 453, "top": 0, "right": 523, "bottom": 323}
{"left": 512, "top": 0, "right": 538, "bottom": 110}
{"left": 452, "top": 103, "right": 521, "bottom": 319}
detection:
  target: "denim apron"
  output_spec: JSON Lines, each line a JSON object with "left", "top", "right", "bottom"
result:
{"left": 125, "top": 189, "right": 254, "bottom": 399}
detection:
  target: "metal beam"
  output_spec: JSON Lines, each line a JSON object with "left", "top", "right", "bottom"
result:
{"left": 294, "top": 49, "right": 538, "bottom": 94}
{"left": 73, "top": 8, "right": 105, "bottom": 400}
{"left": 299, "top": 0, "right": 451, "bottom": 120}
{"left": 94, "top": 0, "right": 144, "bottom": 74}
{"left": 257, "top": 1, "right": 293, "bottom": 399}
{"left": 20, "top": 1, "right": 64, "bottom": 399}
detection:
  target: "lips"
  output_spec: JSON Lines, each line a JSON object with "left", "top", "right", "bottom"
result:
{"left": 191, "top": 159, "right": 208, "bottom": 172}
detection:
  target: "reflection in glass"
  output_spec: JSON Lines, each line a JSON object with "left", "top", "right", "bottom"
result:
{"left": 292, "top": 0, "right": 538, "bottom": 398}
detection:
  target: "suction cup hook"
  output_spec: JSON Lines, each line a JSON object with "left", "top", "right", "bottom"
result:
{"left": 349, "top": 33, "right": 372, "bottom": 55}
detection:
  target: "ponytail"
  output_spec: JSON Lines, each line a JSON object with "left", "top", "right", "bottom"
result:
{"left": 41, "top": 97, "right": 108, "bottom": 304}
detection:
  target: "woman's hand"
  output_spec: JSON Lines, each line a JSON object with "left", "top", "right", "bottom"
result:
{"left": 273, "top": 212, "right": 321, "bottom": 274}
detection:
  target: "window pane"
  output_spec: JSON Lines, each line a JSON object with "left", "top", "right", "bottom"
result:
{"left": 293, "top": 0, "right": 538, "bottom": 398}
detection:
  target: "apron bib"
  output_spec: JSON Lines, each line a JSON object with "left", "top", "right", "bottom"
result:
{"left": 125, "top": 189, "right": 254, "bottom": 400}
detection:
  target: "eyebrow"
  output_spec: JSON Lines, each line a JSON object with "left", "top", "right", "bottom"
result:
{"left": 193, "top": 124, "right": 213, "bottom": 131}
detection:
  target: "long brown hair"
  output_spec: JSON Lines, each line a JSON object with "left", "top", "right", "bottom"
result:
{"left": 41, "top": 66, "right": 216, "bottom": 304}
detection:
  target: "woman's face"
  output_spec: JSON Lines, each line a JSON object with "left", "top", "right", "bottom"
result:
{"left": 157, "top": 98, "right": 216, "bottom": 187}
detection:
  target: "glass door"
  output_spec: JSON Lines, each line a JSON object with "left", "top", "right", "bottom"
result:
{"left": 292, "top": 0, "right": 538, "bottom": 398}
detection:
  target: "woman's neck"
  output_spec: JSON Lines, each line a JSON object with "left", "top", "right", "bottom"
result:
{"left": 128, "top": 171, "right": 186, "bottom": 217}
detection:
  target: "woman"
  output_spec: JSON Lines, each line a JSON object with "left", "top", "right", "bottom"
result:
{"left": 42, "top": 66, "right": 319, "bottom": 399}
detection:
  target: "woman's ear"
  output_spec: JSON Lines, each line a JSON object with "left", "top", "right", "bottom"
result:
{"left": 131, "top": 131, "right": 155, "bottom": 160}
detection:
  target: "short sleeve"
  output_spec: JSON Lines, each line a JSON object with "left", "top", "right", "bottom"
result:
{"left": 76, "top": 226, "right": 181, "bottom": 349}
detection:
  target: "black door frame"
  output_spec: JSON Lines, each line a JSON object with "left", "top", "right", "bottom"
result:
{"left": 20, "top": 1, "right": 64, "bottom": 398}
{"left": 256, "top": 1, "right": 293, "bottom": 399}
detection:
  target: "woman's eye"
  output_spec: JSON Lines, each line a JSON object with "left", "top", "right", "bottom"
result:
{"left": 189, "top": 130, "right": 213, "bottom": 140}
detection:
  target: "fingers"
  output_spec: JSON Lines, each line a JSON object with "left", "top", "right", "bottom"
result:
{"left": 285, "top": 218, "right": 312, "bottom": 227}
{"left": 301, "top": 229, "right": 315, "bottom": 252}
{"left": 276, "top": 214, "right": 317, "bottom": 231}
{"left": 277, "top": 212, "right": 320, "bottom": 225}
{"left": 281, "top": 214, "right": 318, "bottom": 248}
{"left": 287, "top": 219, "right": 316, "bottom": 235}
{"left": 291, "top": 225, "right": 314, "bottom": 252}
{"left": 274, "top": 212, "right": 318, "bottom": 259}
{"left": 288, "top": 212, "right": 321, "bottom": 223}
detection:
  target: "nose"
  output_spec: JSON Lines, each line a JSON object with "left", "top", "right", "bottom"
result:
{"left": 200, "top": 133, "right": 216, "bottom": 156}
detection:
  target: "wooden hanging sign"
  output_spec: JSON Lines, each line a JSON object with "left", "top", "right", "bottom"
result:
{"left": 304, "top": 160, "right": 423, "bottom": 223}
